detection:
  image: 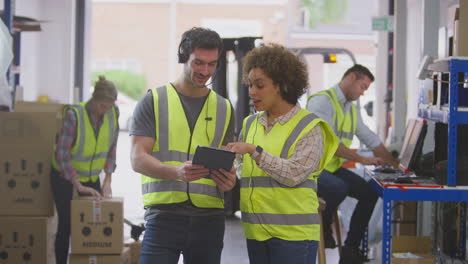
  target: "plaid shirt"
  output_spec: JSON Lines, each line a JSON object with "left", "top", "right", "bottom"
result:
{"left": 237, "top": 105, "right": 324, "bottom": 187}
{"left": 55, "top": 103, "right": 119, "bottom": 181}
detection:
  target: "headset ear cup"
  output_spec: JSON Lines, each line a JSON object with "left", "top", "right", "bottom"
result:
{"left": 177, "top": 46, "right": 187, "bottom": 63}
{"left": 178, "top": 49, "right": 189, "bottom": 63}
{"left": 178, "top": 37, "right": 191, "bottom": 64}
{"left": 177, "top": 52, "right": 183, "bottom": 63}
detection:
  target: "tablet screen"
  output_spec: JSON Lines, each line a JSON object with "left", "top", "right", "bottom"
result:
{"left": 192, "top": 146, "right": 235, "bottom": 171}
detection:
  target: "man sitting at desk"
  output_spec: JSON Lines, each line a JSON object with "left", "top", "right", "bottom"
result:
{"left": 307, "top": 64, "right": 399, "bottom": 264}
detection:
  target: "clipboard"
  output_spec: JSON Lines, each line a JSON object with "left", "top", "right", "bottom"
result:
{"left": 192, "top": 146, "right": 235, "bottom": 171}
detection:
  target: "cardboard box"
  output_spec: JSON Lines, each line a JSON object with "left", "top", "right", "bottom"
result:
{"left": 0, "top": 112, "right": 57, "bottom": 216}
{"left": 454, "top": 1, "right": 468, "bottom": 56}
{"left": 395, "top": 201, "right": 417, "bottom": 236}
{"left": 15, "top": 101, "right": 65, "bottom": 114}
{"left": 0, "top": 217, "right": 55, "bottom": 264}
{"left": 124, "top": 241, "right": 141, "bottom": 264}
{"left": 14, "top": 101, "right": 65, "bottom": 133}
{"left": 71, "top": 197, "right": 124, "bottom": 254}
{"left": 69, "top": 247, "right": 131, "bottom": 264}
{"left": 392, "top": 236, "right": 435, "bottom": 264}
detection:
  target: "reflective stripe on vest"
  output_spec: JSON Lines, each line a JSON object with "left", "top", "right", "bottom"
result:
{"left": 240, "top": 109, "right": 338, "bottom": 241}
{"left": 308, "top": 88, "right": 357, "bottom": 172}
{"left": 52, "top": 102, "right": 117, "bottom": 183}
{"left": 242, "top": 212, "right": 321, "bottom": 226}
{"left": 239, "top": 177, "right": 317, "bottom": 191}
{"left": 141, "top": 84, "right": 231, "bottom": 208}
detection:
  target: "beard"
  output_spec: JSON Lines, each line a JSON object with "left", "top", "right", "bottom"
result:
{"left": 186, "top": 72, "right": 212, "bottom": 89}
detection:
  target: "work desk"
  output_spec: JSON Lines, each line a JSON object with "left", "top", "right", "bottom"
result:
{"left": 366, "top": 168, "right": 468, "bottom": 263}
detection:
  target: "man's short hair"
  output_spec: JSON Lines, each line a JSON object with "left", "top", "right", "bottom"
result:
{"left": 342, "top": 64, "right": 375, "bottom": 82}
{"left": 177, "top": 27, "right": 223, "bottom": 63}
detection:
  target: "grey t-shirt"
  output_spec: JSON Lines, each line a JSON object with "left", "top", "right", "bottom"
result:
{"left": 130, "top": 85, "right": 235, "bottom": 219}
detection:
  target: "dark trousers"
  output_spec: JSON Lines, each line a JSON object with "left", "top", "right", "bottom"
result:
{"left": 50, "top": 167, "right": 101, "bottom": 264}
{"left": 247, "top": 238, "right": 318, "bottom": 264}
{"left": 317, "top": 167, "right": 378, "bottom": 248}
{"left": 140, "top": 214, "right": 225, "bottom": 264}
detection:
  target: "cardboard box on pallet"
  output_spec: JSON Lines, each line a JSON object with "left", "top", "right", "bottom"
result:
{"left": 392, "top": 236, "right": 435, "bottom": 264}
{"left": 124, "top": 241, "right": 141, "bottom": 264}
{"left": 0, "top": 217, "right": 55, "bottom": 264}
{"left": 69, "top": 246, "right": 131, "bottom": 264}
{"left": 71, "top": 197, "right": 124, "bottom": 254}
{"left": 0, "top": 112, "right": 58, "bottom": 216}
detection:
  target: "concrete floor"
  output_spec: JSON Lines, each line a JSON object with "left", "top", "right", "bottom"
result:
{"left": 220, "top": 213, "right": 382, "bottom": 264}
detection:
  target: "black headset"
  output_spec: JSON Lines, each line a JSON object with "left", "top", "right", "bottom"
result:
{"left": 177, "top": 36, "right": 192, "bottom": 64}
{"left": 177, "top": 32, "right": 223, "bottom": 66}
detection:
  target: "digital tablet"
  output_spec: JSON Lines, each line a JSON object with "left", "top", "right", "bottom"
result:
{"left": 192, "top": 146, "right": 235, "bottom": 171}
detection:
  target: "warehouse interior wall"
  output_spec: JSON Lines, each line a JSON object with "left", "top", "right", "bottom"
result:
{"left": 1, "top": 0, "right": 77, "bottom": 104}
{"left": 1, "top": 0, "right": 462, "bottom": 119}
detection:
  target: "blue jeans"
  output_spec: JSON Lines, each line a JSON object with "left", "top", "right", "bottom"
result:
{"left": 246, "top": 238, "right": 318, "bottom": 264}
{"left": 317, "top": 167, "right": 378, "bottom": 248}
{"left": 140, "top": 214, "right": 225, "bottom": 264}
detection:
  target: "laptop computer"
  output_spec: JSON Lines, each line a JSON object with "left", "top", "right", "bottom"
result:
{"left": 372, "top": 118, "right": 428, "bottom": 182}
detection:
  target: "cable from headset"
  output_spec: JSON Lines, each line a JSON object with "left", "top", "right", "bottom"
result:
{"left": 204, "top": 92, "right": 212, "bottom": 143}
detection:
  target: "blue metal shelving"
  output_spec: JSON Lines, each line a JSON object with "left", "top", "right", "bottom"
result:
{"left": 420, "top": 57, "right": 468, "bottom": 185}
{"left": 368, "top": 173, "right": 468, "bottom": 263}
{"left": 370, "top": 57, "right": 468, "bottom": 263}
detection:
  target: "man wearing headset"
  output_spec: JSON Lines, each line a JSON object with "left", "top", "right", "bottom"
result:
{"left": 130, "top": 27, "right": 237, "bottom": 264}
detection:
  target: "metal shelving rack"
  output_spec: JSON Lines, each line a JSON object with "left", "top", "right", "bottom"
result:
{"left": 418, "top": 57, "right": 468, "bottom": 185}
{"left": 2, "top": 0, "right": 41, "bottom": 109}
{"left": 368, "top": 57, "right": 468, "bottom": 264}
{"left": 1, "top": 0, "right": 20, "bottom": 109}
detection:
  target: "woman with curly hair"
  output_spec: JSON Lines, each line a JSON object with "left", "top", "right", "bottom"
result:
{"left": 225, "top": 43, "right": 339, "bottom": 264}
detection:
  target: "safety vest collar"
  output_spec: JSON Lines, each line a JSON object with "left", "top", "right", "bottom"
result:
{"left": 243, "top": 112, "right": 321, "bottom": 159}
{"left": 153, "top": 84, "right": 229, "bottom": 154}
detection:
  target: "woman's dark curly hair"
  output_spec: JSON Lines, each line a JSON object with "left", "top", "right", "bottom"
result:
{"left": 242, "top": 43, "right": 309, "bottom": 105}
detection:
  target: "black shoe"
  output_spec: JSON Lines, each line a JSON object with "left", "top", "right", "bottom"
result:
{"left": 323, "top": 226, "right": 336, "bottom": 249}
{"left": 339, "top": 246, "right": 365, "bottom": 264}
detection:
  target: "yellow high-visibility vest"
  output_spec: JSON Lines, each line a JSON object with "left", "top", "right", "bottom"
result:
{"left": 240, "top": 109, "right": 338, "bottom": 241}
{"left": 308, "top": 88, "right": 357, "bottom": 172}
{"left": 52, "top": 101, "right": 117, "bottom": 183}
{"left": 141, "top": 84, "right": 232, "bottom": 208}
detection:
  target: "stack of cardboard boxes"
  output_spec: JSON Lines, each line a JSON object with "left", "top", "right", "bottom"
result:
{"left": 69, "top": 197, "right": 129, "bottom": 263}
{"left": 0, "top": 102, "right": 63, "bottom": 264}
{"left": 0, "top": 102, "right": 131, "bottom": 263}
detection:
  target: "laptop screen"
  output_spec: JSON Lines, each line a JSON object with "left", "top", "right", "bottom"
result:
{"left": 398, "top": 118, "right": 427, "bottom": 171}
